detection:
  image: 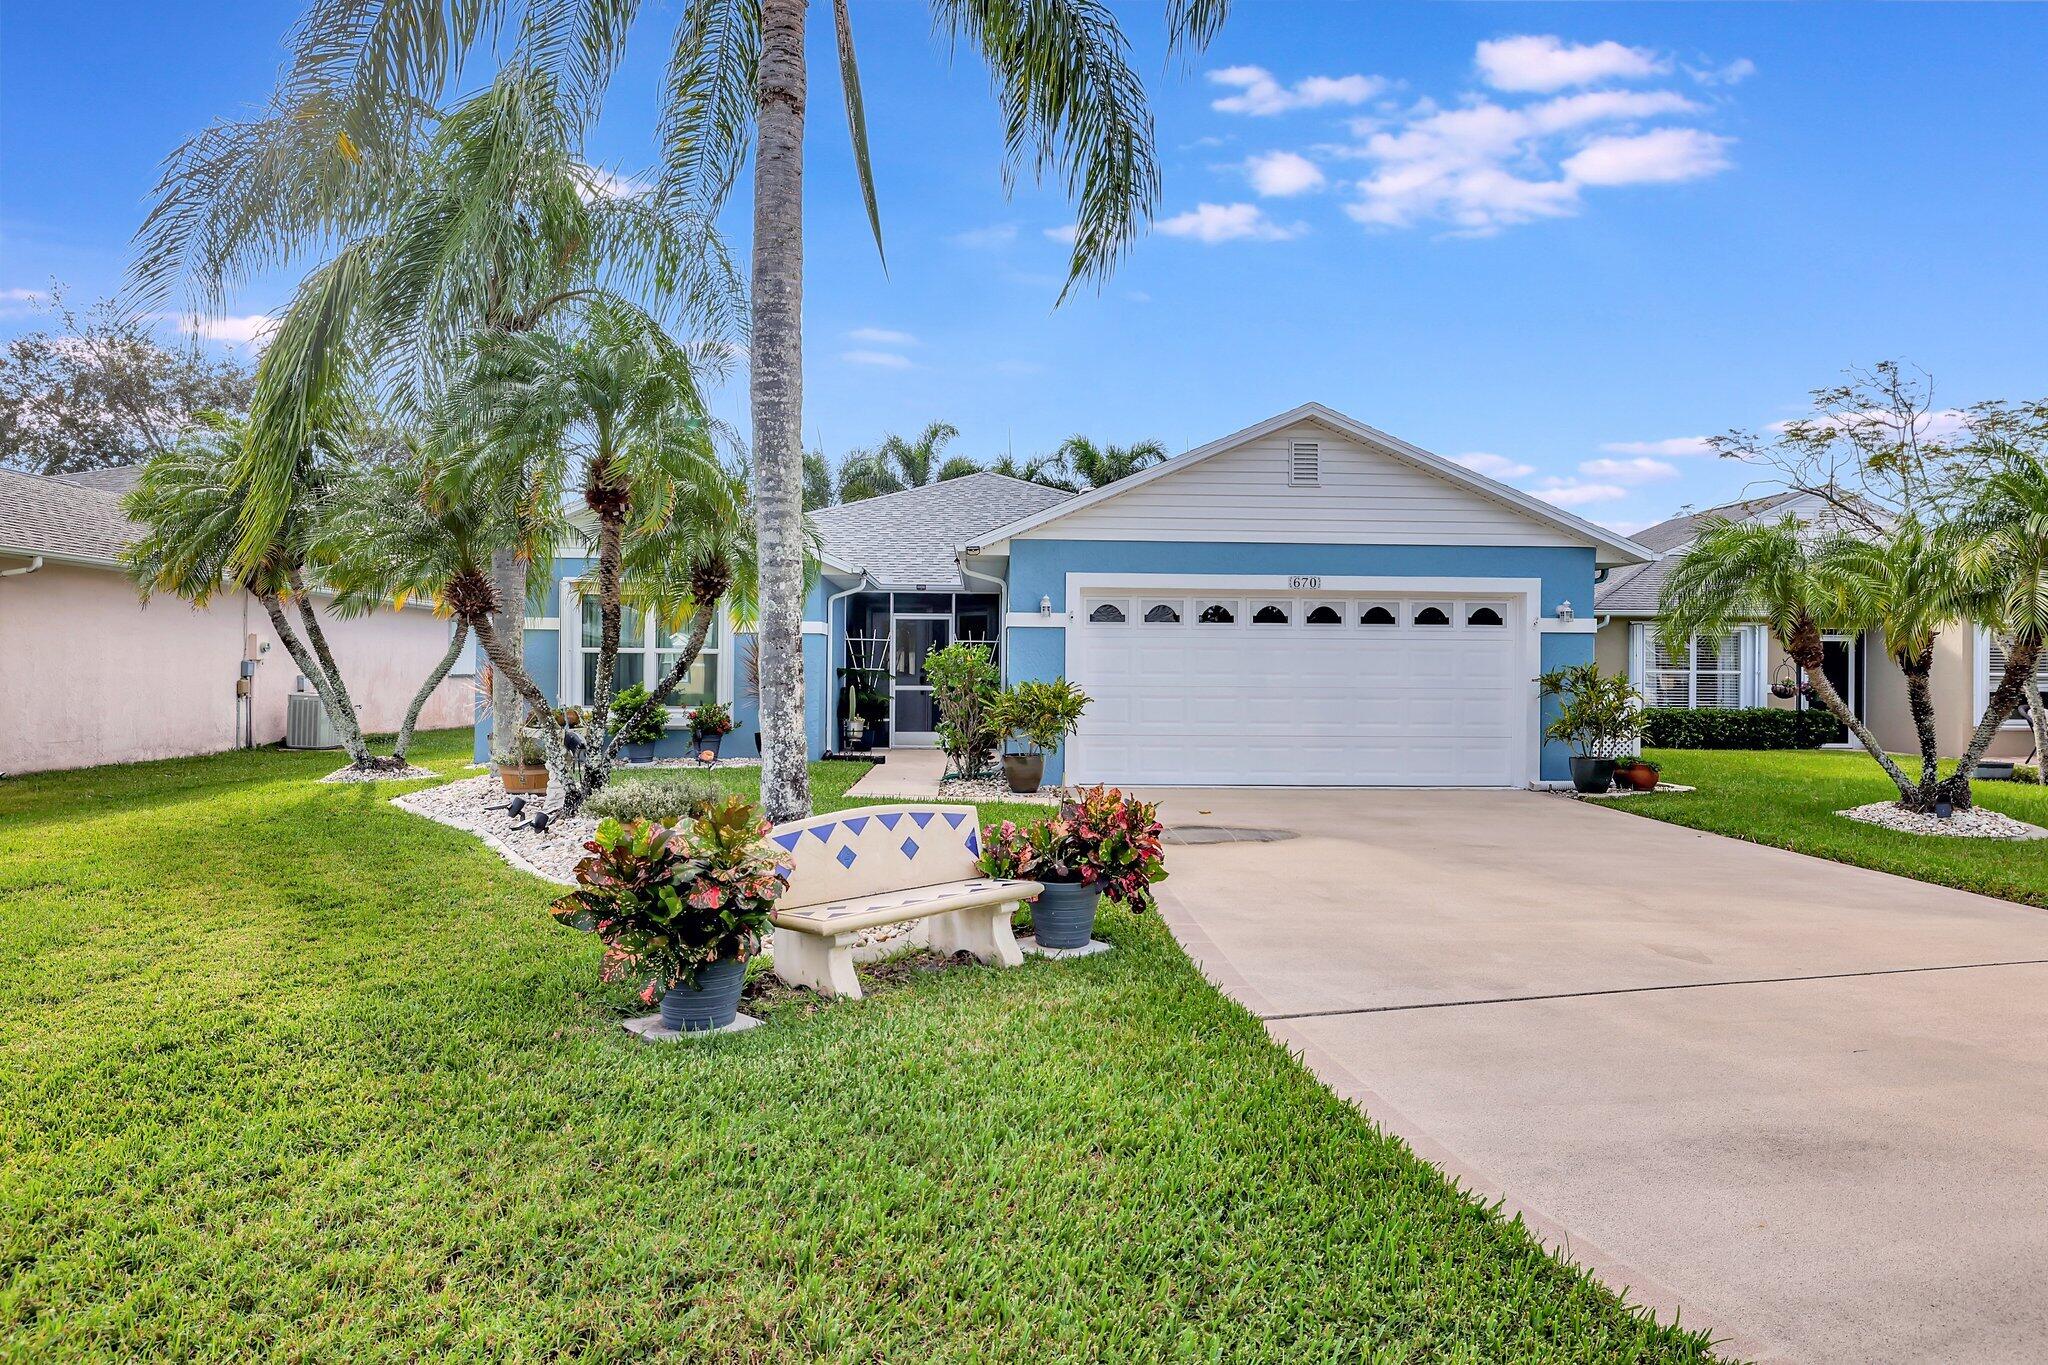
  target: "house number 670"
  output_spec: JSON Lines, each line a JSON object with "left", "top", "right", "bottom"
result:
{"left": 1289, "top": 575, "right": 1322, "bottom": 589}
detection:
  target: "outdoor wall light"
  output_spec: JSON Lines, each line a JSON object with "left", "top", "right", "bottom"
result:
{"left": 1556, "top": 600, "right": 1575, "bottom": 623}
{"left": 1039, "top": 595, "right": 1052, "bottom": 616}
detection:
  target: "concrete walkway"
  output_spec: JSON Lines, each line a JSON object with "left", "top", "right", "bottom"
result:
{"left": 843, "top": 748, "right": 945, "bottom": 798}
{"left": 1144, "top": 787, "right": 2048, "bottom": 1365}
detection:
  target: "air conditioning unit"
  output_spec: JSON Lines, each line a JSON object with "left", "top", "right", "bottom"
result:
{"left": 285, "top": 692, "right": 343, "bottom": 749}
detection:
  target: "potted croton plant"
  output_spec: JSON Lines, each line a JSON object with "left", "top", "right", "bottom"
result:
{"left": 610, "top": 683, "right": 667, "bottom": 763}
{"left": 551, "top": 796, "right": 786, "bottom": 1033}
{"left": 979, "top": 786, "right": 1167, "bottom": 950}
{"left": 1538, "top": 664, "right": 1643, "bottom": 794}
{"left": 689, "top": 700, "right": 735, "bottom": 760}
{"left": 989, "top": 678, "right": 1091, "bottom": 795}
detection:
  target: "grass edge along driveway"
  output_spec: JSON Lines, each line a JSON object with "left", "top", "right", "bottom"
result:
{"left": 1622, "top": 748, "right": 2048, "bottom": 910}
{"left": 0, "top": 730, "right": 1717, "bottom": 1361}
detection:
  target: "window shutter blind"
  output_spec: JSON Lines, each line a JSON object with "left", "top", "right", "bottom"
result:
{"left": 1288, "top": 440, "right": 1321, "bottom": 486}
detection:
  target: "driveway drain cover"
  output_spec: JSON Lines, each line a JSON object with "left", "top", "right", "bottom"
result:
{"left": 1163, "top": 825, "right": 1297, "bottom": 845}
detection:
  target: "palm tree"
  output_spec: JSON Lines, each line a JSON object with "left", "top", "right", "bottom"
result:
{"left": 835, "top": 422, "right": 983, "bottom": 503}
{"left": 1814, "top": 517, "right": 1975, "bottom": 805}
{"left": 985, "top": 450, "right": 1075, "bottom": 490}
{"left": 802, "top": 449, "right": 835, "bottom": 510}
{"left": 1661, "top": 516, "right": 1928, "bottom": 806}
{"left": 152, "top": 1, "right": 1229, "bottom": 823}
{"left": 122, "top": 414, "right": 392, "bottom": 770}
{"left": 438, "top": 300, "right": 736, "bottom": 809}
{"left": 134, "top": 65, "right": 738, "bottom": 767}
{"left": 1949, "top": 442, "right": 2048, "bottom": 801}
{"left": 1054, "top": 434, "right": 1167, "bottom": 489}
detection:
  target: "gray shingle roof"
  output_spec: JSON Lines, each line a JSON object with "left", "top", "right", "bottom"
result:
{"left": 0, "top": 469, "right": 138, "bottom": 564}
{"left": 44, "top": 466, "right": 145, "bottom": 494}
{"left": 807, "top": 473, "right": 1072, "bottom": 587}
{"left": 1594, "top": 492, "right": 1805, "bottom": 614}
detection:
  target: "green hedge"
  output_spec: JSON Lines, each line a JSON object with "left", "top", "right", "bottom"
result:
{"left": 1640, "top": 706, "right": 1841, "bottom": 750}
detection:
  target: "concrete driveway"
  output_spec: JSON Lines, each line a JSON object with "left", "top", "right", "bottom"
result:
{"left": 1142, "top": 788, "right": 2048, "bottom": 1364}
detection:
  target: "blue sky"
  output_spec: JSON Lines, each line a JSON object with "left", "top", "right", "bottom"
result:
{"left": 4, "top": 3, "right": 2045, "bottom": 534}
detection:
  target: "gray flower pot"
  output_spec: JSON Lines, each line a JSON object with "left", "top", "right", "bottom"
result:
{"left": 1032, "top": 881, "right": 1100, "bottom": 950}
{"left": 622, "top": 742, "right": 656, "bottom": 763}
{"left": 1002, "top": 752, "right": 1045, "bottom": 794}
{"left": 1569, "top": 756, "right": 1618, "bottom": 794}
{"left": 692, "top": 732, "right": 726, "bottom": 759}
{"left": 659, "top": 957, "right": 748, "bottom": 1032}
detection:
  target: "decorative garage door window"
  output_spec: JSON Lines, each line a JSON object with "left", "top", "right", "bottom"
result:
{"left": 1251, "top": 600, "right": 1291, "bottom": 625}
{"left": 1087, "top": 601, "right": 1128, "bottom": 624}
{"left": 1305, "top": 601, "right": 1344, "bottom": 625}
{"left": 1360, "top": 603, "right": 1398, "bottom": 626}
{"left": 1411, "top": 602, "right": 1453, "bottom": 626}
{"left": 1082, "top": 596, "right": 1520, "bottom": 630}
{"left": 1142, "top": 600, "right": 1183, "bottom": 624}
{"left": 1196, "top": 600, "right": 1237, "bottom": 624}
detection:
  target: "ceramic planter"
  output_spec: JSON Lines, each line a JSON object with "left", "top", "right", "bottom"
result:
{"left": 1002, "top": 752, "right": 1045, "bottom": 794}
{"left": 693, "top": 732, "right": 726, "bottom": 759}
{"left": 1032, "top": 880, "right": 1100, "bottom": 949}
{"left": 1626, "top": 764, "right": 1661, "bottom": 792}
{"left": 622, "top": 742, "right": 656, "bottom": 763}
{"left": 658, "top": 957, "right": 747, "bottom": 1032}
{"left": 1568, "top": 756, "right": 1617, "bottom": 794}
{"left": 500, "top": 764, "right": 549, "bottom": 794}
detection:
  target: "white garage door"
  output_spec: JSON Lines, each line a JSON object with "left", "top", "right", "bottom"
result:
{"left": 1068, "top": 590, "right": 1528, "bottom": 787}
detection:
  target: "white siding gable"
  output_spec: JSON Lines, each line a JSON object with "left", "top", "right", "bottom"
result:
{"left": 1020, "top": 421, "right": 1586, "bottom": 547}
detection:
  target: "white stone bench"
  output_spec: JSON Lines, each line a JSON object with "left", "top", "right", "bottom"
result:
{"left": 767, "top": 804, "right": 1042, "bottom": 1000}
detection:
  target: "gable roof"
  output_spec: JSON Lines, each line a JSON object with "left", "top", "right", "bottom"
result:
{"left": 44, "top": 466, "right": 146, "bottom": 494}
{"left": 0, "top": 469, "right": 138, "bottom": 566}
{"left": 1593, "top": 492, "right": 1811, "bottom": 615}
{"left": 808, "top": 472, "right": 1072, "bottom": 588}
{"left": 960, "top": 402, "right": 1654, "bottom": 566}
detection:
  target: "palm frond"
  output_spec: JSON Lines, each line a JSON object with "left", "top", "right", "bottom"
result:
{"left": 833, "top": 0, "right": 887, "bottom": 270}
{"left": 657, "top": 0, "right": 761, "bottom": 211}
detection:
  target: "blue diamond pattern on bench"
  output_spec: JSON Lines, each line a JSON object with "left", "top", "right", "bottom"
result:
{"left": 836, "top": 846, "right": 857, "bottom": 869}
{"left": 900, "top": 836, "right": 919, "bottom": 859}
{"left": 768, "top": 804, "right": 992, "bottom": 912}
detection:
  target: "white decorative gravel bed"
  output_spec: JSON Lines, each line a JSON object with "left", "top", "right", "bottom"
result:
{"left": 392, "top": 773, "right": 589, "bottom": 882}
{"left": 319, "top": 763, "right": 438, "bottom": 783}
{"left": 1837, "top": 801, "right": 2048, "bottom": 840}
{"left": 937, "top": 775, "right": 1072, "bottom": 805}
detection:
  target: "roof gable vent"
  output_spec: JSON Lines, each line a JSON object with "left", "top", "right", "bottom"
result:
{"left": 1288, "top": 439, "right": 1321, "bottom": 487}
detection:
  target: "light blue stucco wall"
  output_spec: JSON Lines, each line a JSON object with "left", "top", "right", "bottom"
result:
{"left": 1001, "top": 539, "right": 1600, "bottom": 783}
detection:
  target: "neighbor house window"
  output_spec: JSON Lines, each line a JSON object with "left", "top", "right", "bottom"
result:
{"left": 1647, "top": 631, "right": 1744, "bottom": 709}
{"left": 578, "top": 598, "right": 718, "bottom": 710}
{"left": 1985, "top": 634, "right": 2048, "bottom": 728}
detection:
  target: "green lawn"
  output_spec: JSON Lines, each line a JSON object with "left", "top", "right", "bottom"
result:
{"left": 1620, "top": 748, "right": 2048, "bottom": 908}
{"left": 1, "top": 731, "right": 1714, "bottom": 1362}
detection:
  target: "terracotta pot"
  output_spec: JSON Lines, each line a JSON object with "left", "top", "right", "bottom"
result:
{"left": 499, "top": 764, "right": 549, "bottom": 793}
{"left": 1623, "top": 763, "right": 1659, "bottom": 792}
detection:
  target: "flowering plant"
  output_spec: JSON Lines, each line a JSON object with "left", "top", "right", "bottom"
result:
{"left": 689, "top": 700, "right": 735, "bottom": 739}
{"left": 550, "top": 795, "right": 785, "bottom": 996}
{"left": 978, "top": 785, "right": 1167, "bottom": 911}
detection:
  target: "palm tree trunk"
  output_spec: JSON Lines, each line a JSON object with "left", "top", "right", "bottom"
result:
{"left": 281, "top": 571, "right": 376, "bottom": 767}
{"left": 561, "top": 599, "right": 719, "bottom": 815}
{"left": 588, "top": 506, "right": 626, "bottom": 726}
{"left": 1786, "top": 626, "right": 1920, "bottom": 806}
{"left": 1900, "top": 645, "right": 1940, "bottom": 802}
{"left": 392, "top": 621, "right": 469, "bottom": 764}
{"left": 1942, "top": 635, "right": 2044, "bottom": 809}
{"left": 751, "top": 0, "right": 812, "bottom": 824}
{"left": 254, "top": 589, "right": 365, "bottom": 764}
{"left": 2030, "top": 688, "right": 2048, "bottom": 782}
{"left": 470, "top": 610, "right": 571, "bottom": 788}
{"left": 488, "top": 547, "right": 528, "bottom": 765}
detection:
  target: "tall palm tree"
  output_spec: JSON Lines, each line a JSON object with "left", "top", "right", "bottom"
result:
{"left": 1054, "top": 434, "right": 1167, "bottom": 489}
{"left": 984, "top": 451, "right": 1074, "bottom": 490}
{"left": 134, "top": 65, "right": 738, "bottom": 766}
{"left": 1661, "top": 516, "right": 1928, "bottom": 806}
{"left": 1814, "top": 517, "right": 1975, "bottom": 805}
{"left": 122, "top": 414, "right": 392, "bottom": 770}
{"left": 835, "top": 422, "right": 982, "bottom": 503}
{"left": 153, "top": 0, "right": 1230, "bottom": 822}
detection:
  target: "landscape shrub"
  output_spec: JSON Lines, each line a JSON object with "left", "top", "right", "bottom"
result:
{"left": 1640, "top": 706, "right": 1841, "bottom": 750}
{"left": 925, "top": 642, "right": 1001, "bottom": 777}
{"left": 583, "top": 770, "right": 721, "bottom": 824}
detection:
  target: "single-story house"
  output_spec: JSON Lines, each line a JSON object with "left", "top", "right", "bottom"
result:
{"left": 0, "top": 465, "right": 475, "bottom": 775}
{"left": 480, "top": 403, "right": 1651, "bottom": 787}
{"left": 1593, "top": 492, "right": 2040, "bottom": 760}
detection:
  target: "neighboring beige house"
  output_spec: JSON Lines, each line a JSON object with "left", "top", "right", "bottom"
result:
{"left": 0, "top": 466, "right": 474, "bottom": 776}
{"left": 1595, "top": 493, "right": 2038, "bottom": 761}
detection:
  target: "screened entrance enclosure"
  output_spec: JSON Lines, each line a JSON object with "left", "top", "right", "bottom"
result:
{"left": 841, "top": 592, "right": 999, "bottom": 748}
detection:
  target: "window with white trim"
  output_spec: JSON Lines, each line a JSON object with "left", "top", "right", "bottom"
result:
{"left": 1986, "top": 635, "right": 2048, "bottom": 727}
{"left": 1646, "top": 631, "right": 1744, "bottom": 708}
{"left": 578, "top": 598, "right": 718, "bottom": 711}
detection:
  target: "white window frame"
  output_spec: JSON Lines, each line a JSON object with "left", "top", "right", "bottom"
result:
{"left": 1194, "top": 598, "right": 1240, "bottom": 626}
{"left": 1628, "top": 622, "right": 1757, "bottom": 709}
{"left": 1358, "top": 601, "right": 1400, "bottom": 628}
{"left": 1303, "top": 599, "right": 1346, "bottom": 626}
{"left": 1085, "top": 598, "right": 1131, "bottom": 625}
{"left": 1463, "top": 600, "right": 1509, "bottom": 628}
{"left": 1410, "top": 600, "right": 1454, "bottom": 628}
{"left": 1976, "top": 626, "right": 2048, "bottom": 730}
{"left": 560, "top": 581, "right": 731, "bottom": 722}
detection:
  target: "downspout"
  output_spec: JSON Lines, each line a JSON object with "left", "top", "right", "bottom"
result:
{"left": 0, "top": 555, "right": 43, "bottom": 578}
{"left": 824, "top": 572, "right": 875, "bottom": 753}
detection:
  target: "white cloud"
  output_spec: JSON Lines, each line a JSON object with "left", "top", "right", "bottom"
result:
{"left": 1155, "top": 202, "right": 1305, "bottom": 244}
{"left": 1209, "top": 65, "right": 1384, "bottom": 116}
{"left": 1244, "top": 150, "right": 1327, "bottom": 197}
{"left": 1043, "top": 224, "right": 1078, "bottom": 244}
{"left": 841, "top": 350, "right": 913, "bottom": 370}
{"left": 847, "top": 327, "right": 916, "bottom": 346}
{"left": 1125, "top": 290, "right": 1153, "bottom": 303}
{"left": 1562, "top": 128, "right": 1732, "bottom": 186}
{"left": 1452, "top": 451, "right": 1536, "bottom": 480}
{"left": 1475, "top": 35, "right": 1667, "bottom": 93}
{"left": 1688, "top": 57, "right": 1757, "bottom": 87}
{"left": 1600, "top": 435, "right": 1714, "bottom": 457}
{"left": 0, "top": 287, "right": 48, "bottom": 318}
{"left": 1580, "top": 456, "right": 1679, "bottom": 482}
{"left": 176, "top": 313, "right": 276, "bottom": 348}
{"left": 1532, "top": 479, "right": 1629, "bottom": 507}
{"left": 951, "top": 223, "right": 1019, "bottom": 248}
